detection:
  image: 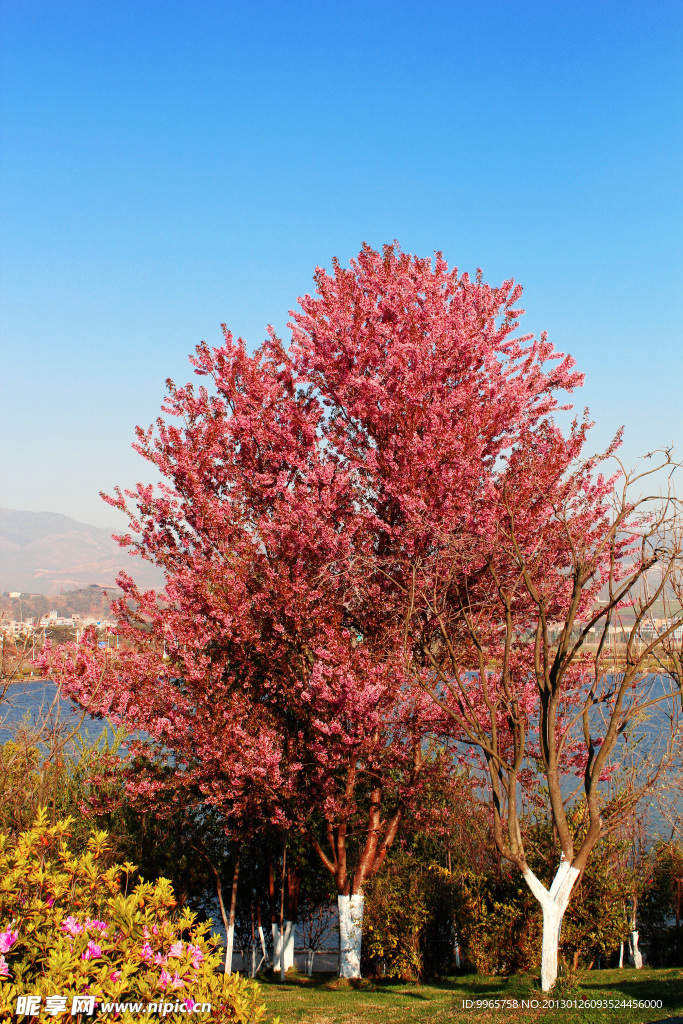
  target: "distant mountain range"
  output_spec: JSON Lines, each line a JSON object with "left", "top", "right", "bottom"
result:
{"left": 0, "top": 509, "right": 165, "bottom": 595}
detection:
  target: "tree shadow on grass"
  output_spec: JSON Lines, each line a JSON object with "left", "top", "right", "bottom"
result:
{"left": 256, "top": 970, "right": 540, "bottom": 1000}
{"left": 582, "top": 971, "right": 683, "bottom": 1007}
{"left": 258, "top": 967, "right": 683, "bottom": 1017}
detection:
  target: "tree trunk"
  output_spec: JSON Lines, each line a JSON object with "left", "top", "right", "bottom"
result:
{"left": 197, "top": 850, "right": 230, "bottom": 975}
{"left": 283, "top": 920, "right": 295, "bottom": 971}
{"left": 522, "top": 860, "right": 579, "bottom": 992}
{"left": 271, "top": 923, "right": 282, "bottom": 972}
{"left": 629, "top": 897, "right": 643, "bottom": 968}
{"left": 539, "top": 901, "right": 563, "bottom": 991}
{"left": 271, "top": 922, "right": 294, "bottom": 971}
{"left": 630, "top": 931, "right": 643, "bottom": 969}
{"left": 338, "top": 893, "right": 364, "bottom": 978}
{"left": 286, "top": 863, "right": 301, "bottom": 921}
{"left": 256, "top": 902, "right": 268, "bottom": 967}
{"left": 267, "top": 851, "right": 277, "bottom": 929}
{"left": 215, "top": 872, "right": 230, "bottom": 974}
{"left": 225, "top": 853, "right": 240, "bottom": 977}
{"left": 283, "top": 861, "right": 300, "bottom": 972}
{"left": 279, "top": 841, "right": 287, "bottom": 982}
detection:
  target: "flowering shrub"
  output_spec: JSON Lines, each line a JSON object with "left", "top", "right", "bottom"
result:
{"left": 0, "top": 810, "right": 275, "bottom": 1022}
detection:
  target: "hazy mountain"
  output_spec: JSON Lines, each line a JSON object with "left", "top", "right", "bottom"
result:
{"left": 0, "top": 509, "right": 165, "bottom": 595}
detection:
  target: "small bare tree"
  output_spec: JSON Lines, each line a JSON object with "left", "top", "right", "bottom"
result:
{"left": 0, "top": 620, "right": 118, "bottom": 832}
{"left": 397, "top": 446, "right": 683, "bottom": 989}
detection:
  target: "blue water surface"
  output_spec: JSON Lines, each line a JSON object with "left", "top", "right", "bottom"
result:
{"left": 0, "top": 677, "right": 120, "bottom": 749}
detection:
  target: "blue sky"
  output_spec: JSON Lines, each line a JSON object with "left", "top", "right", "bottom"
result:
{"left": 1, "top": 1, "right": 681, "bottom": 527}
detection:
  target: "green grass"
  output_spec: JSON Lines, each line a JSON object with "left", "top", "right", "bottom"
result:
{"left": 257, "top": 968, "right": 683, "bottom": 1024}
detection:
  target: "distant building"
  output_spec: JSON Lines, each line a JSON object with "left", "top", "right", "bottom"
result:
{"left": 39, "top": 616, "right": 75, "bottom": 627}
{"left": 1, "top": 620, "right": 36, "bottom": 636}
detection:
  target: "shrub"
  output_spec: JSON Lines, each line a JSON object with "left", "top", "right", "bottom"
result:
{"left": 362, "top": 855, "right": 457, "bottom": 980}
{"left": 640, "top": 841, "right": 683, "bottom": 967}
{"left": 455, "top": 869, "right": 541, "bottom": 975}
{"left": 0, "top": 810, "right": 276, "bottom": 1023}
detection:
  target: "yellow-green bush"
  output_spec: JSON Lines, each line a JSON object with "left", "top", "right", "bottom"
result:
{"left": 362, "top": 857, "right": 457, "bottom": 980}
{"left": 0, "top": 810, "right": 275, "bottom": 1023}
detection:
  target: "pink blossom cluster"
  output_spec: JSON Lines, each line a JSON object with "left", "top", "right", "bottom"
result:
{"left": 139, "top": 937, "right": 204, "bottom": 989}
{"left": 0, "top": 926, "right": 19, "bottom": 978}
{"left": 60, "top": 915, "right": 108, "bottom": 938}
{"left": 158, "top": 968, "right": 185, "bottom": 991}
{"left": 0, "top": 926, "right": 18, "bottom": 954}
{"left": 0, "top": 925, "right": 15, "bottom": 978}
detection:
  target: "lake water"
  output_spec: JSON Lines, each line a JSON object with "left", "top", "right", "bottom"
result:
{"left": 0, "top": 677, "right": 120, "bottom": 749}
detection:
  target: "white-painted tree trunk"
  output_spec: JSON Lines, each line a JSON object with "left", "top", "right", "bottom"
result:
{"left": 283, "top": 921, "right": 294, "bottom": 971}
{"left": 270, "top": 925, "right": 294, "bottom": 970}
{"left": 338, "top": 894, "right": 364, "bottom": 979}
{"left": 631, "top": 930, "right": 643, "bottom": 969}
{"left": 258, "top": 924, "right": 268, "bottom": 966}
{"left": 271, "top": 922, "right": 294, "bottom": 973}
{"left": 619, "top": 941, "right": 624, "bottom": 968}
{"left": 522, "top": 859, "right": 580, "bottom": 992}
{"left": 271, "top": 923, "right": 281, "bottom": 972}
{"left": 225, "top": 921, "right": 235, "bottom": 977}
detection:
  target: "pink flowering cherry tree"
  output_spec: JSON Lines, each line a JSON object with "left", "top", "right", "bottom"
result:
{"left": 45, "top": 318, "right": 448, "bottom": 977}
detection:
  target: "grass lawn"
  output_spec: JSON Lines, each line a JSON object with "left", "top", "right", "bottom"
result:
{"left": 257, "top": 968, "right": 683, "bottom": 1024}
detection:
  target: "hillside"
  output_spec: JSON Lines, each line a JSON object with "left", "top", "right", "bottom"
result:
{"left": 0, "top": 584, "right": 123, "bottom": 624}
{"left": 0, "top": 509, "right": 165, "bottom": 595}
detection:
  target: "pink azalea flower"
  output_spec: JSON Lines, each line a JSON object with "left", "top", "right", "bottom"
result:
{"left": 81, "top": 940, "right": 102, "bottom": 960}
{"left": 143, "top": 926, "right": 150, "bottom": 938}
{"left": 84, "top": 917, "right": 109, "bottom": 934}
{"left": 0, "top": 955, "right": 9, "bottom": 977}
{"left": 152, "top": 924, "right": 159, "bottom": 935}
{"left": 170, "top": 972, "right": 185, "bottom": 990}
{"left": 110, "top": 970, "right": 122, "bottom": 982}
{"left": 187, "top": 944, "right": 204, "bottom": 968}
{"left": 0, "top": 927, "right": 18, "bottom": 954}
{"left": 47, "top": 897, "right": 55, "bottom": 907}
{"left": 140, "top": 942, "right": 154, "bottom": 962}
{"left": 61, "top": 916, "right": 83, "bottom": 937}
{"left": 168, "top": 940, "right": 183, "bottom": 958}
{"left": 183, "top": 1000, "right": 195, "bottom": 1012}
{"left": 154, "top": 952, "right": 168, "bottom": 966}
{"left": 158, "top": 969, "right": 171, "bottom": 989}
